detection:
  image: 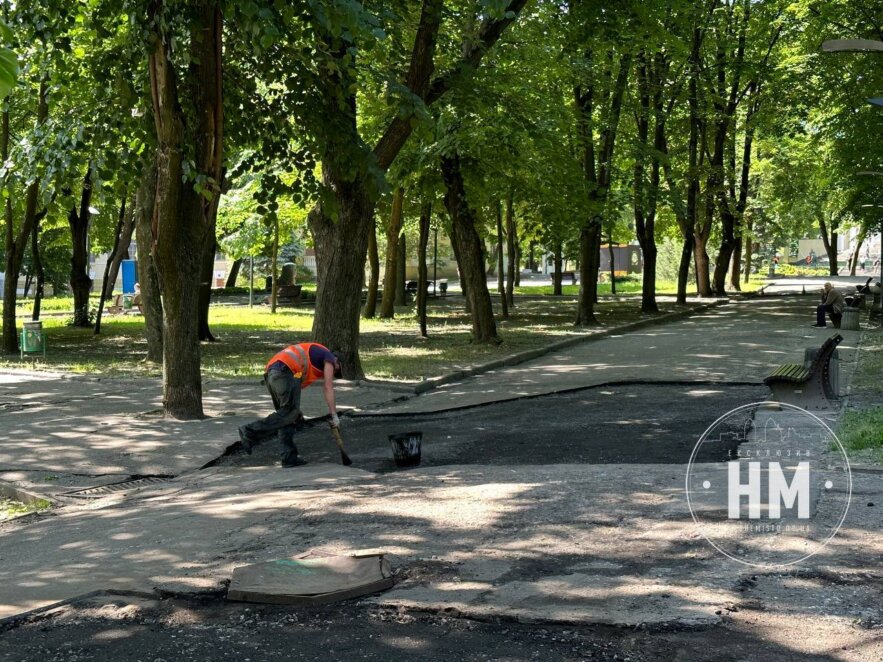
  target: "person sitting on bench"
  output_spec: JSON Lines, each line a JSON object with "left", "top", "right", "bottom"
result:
{"left": 813, "top": 282, "right": 845, "bottom": 328}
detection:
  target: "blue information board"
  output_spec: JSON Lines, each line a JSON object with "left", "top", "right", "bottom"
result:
{"left": 121, "top": 260, "right": 138, "bottom": 294}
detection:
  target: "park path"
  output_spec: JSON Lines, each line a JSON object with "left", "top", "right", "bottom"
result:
{"left": 0, "top": 373, "right": 404, "bottom": 493}
{"left": 365, "top": 296, "right": 861, "bottom": 414}
{"left": 0, "top": 292, "right": 880, "bottom": 658}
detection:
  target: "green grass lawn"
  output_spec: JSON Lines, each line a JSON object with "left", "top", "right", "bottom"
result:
{"left": 513, "top": 275, "right": 766, "bottom": 297}
{"left": 838, "top": 329, "right": 883, "bottom": 460}
{"left": 14, "top": 294, "right": 104, "bottom": 315}
{"left": 1, "top": 296, "right": 695, "bottom": 382}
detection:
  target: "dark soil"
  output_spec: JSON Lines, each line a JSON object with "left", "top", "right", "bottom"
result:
{"left": 224, "top": 383, "right": 767, "bottom": 472}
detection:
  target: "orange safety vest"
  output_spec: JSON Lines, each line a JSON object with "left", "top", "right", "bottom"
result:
{"left": 266, "top": 342, "right": 326, "bottom": 388}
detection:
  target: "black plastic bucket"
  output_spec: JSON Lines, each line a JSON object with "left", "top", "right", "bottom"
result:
{"left": 389, "top": 431, "right": 422, "bottom": 468}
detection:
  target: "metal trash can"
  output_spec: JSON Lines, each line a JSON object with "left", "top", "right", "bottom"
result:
{"left": 20, "top": 320, "right": 46, "bottom": 359}
{"left": 841, "top": 307, "right": 860, "bottom": 331}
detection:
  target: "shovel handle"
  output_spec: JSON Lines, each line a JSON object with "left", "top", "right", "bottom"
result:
{"left": 330, "top": 425, "right": 353, "bottom": 466}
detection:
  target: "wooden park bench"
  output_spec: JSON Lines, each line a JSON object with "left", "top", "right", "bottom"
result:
{"left": 406, "top": 279, "right": 450, "bottom": 297}
{"left": 105, "top": 294, "right": 125, "bottom": 315}
{"left": 764, "top": 334, "right": 842, "bottom": 410}
{"left": 276, "top": 284, "right": 303, "bottom": 306}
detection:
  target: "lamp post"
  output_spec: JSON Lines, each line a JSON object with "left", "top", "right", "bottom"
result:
{"left": 432, "top": 226, "right": 438, "bottom": 297}
{"left": 249, "top": 255, "right": 254, "bottom": 308}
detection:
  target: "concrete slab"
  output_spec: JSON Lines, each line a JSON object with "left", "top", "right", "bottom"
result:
{"left": 1, "top": 462, "right": 880, "bottom": 627}
{"left": 0, "top": 374, "right": 404, "bottom": 485}
{"left": 227, "top": 553, "right": 394, "bottom": 605}
{"left": 364, "top": 298, "right": 861, "bottom": 415}
{"left": 0, "top": 463, "right": 374, "bottom": 617}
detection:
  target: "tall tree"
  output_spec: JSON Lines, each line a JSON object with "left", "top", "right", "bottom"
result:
{"left": 146, "top": 0, "right": 223, "bottom": 418}
{"left": 380, "top": 186, "right": 405, "bottom": 319}
{"left": 573, "top": 51, "right": 632, "bottom": 325}
{"left": 440, "top": 152, "right": 498, "bottom": 341}
{"left": 304, "top": 0, "right": 526, "bottom": 376}
{"left": 2, "top": 80, "right": 47, "bottom": 353}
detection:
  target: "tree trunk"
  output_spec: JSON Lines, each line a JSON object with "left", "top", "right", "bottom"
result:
{"left": 30, "top": 215, "right": 46, "bottom": 321}
{"left": 3, "top": 81, "right": 48, "bottom": 353}
{"left": 496, "top": 201, "right": 508, "bottom": 318}
{"left": 148, "top": 0, "right": 223, "bottom": 419}
{"left": 819, "top": 214, "right": 838, "bottom": 276}
{"left": 729, "top": 235, "right": 743, "bottom": 291}
{"left": 96, "top": 193, "right": 130, "bottom": 335}
{"left": 417, "top": 202, "right": 431, "bottom": 337}
{"left": 743, "top": 216, "right": 754, "bottom": 283}
{"left": 694, "top": 233, "right": 712, "bottom": 297}
{"left": 486, "top": 240, "right": 497, "bottom": 276}
{"left": 306, "top": 0, "right": 529, "bottom": 377}
{"left": 848, "top": 229, "right": 867, "bottom": 276}
{"left": 103, "top": 198, "right": 136, "bottom": 298}
{"left": 134, "top": 159, "right": 163, "bottom": 363}
{"left": 225, "top": 258, "right": 242, "bottom": 288}
{"left": 440, "top": 153, "right": 497, "bottom": 342}
{"left": 68, "top": 166, "right": 95, "bottom": 327}
{"left": 709, "top": 122, "right": 735, "bottom": 297}
{"left": 682, "top": 21, "right": 703, "bottom": 304}
{"left": 363, "top": 216, "right": 380, "bottom": 318}
{"left": 514, "top": 244, "right": 522, "bottom": 286}
{"left": 395, "top": 233, "right": 406, "bottom": 306}
{"left": 505, "top": 194, "right": 516, "bottom": 307}
{"left": 448, "top": 222, "right": 472, "bottom": 313}
{"left": 576, "top": 219, "right": 602, "bottom": 325}
{"left": 633, "top": 50, "right": 661, "bottom": 313}
{"left": 553, "top": 241, "right": 563, "bottom": 296}
{"left": 380, "top": 186, "right": 404, "bottom": 318}
{"left": 308, "top": 173, "right": 374, "bottom": 378}
{"left": 711, "top": 221, "right": 736, "bottom": 296}
{"left": 573, "top": 53, "right": 632, "bottom": 326}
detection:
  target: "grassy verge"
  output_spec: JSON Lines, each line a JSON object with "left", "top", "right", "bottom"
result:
{"left": 839, "top": 408, "right": 883, "bottom": 454}
{"left": 0, "top": 296, "right": 698, "bottom": 382}
{"left": 838, "top": 329, "right": 883, "bottom": 462}
{"left": 0, "top": 498, "right": 51, "bottom": 521}
{"left": 513, "top": 275, "right": 766, "bottom": 297}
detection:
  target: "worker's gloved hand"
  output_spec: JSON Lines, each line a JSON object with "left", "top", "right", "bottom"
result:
{"left": 330, "top": 413, "right": 341, "bottom": 428}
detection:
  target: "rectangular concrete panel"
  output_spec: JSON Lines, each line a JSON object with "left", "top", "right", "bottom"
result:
{"left": 227, "top": 553, "right": 394, "bottom": 606}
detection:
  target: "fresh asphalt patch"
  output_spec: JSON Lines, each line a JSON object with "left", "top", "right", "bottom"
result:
{"left": 223, "top": 383, "right": 768, "bottom": 472}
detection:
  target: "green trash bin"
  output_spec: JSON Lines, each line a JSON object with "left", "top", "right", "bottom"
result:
{"left": 20, "top": 320, "right": 46, "bottom": 359}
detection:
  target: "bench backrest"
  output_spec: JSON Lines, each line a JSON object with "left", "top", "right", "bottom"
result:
{"left": 809, "top": 334, "right": 842, "bottom": 399}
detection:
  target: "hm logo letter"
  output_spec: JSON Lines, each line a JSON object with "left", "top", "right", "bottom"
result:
{"left": 728, "top": 461, "right": 810, "bottom": 519}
